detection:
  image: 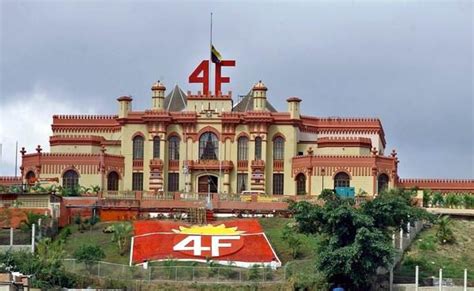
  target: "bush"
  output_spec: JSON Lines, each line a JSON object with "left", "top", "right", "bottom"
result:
{"left": 431, "top": 192, "right": 444, "bottom": 207}
{"left": 417, "top": 234, "right": 437, "bottom": 251}
{"left": 73, "top": 244, "right": 105, "bottom": 271}
{"left": 462, "top": 194, "right": 474, "bottom": 209}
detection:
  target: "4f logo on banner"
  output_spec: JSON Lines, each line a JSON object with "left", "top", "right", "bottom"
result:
{"left": 172, "top": 224, "right": 244, "bottom": 258}
{"left": 189, "top": 60, "right": 236, "bottom": 95}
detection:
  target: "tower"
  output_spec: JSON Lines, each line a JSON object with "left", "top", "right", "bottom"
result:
{"left": 151, "top": 80, "right": 166, "bottom": 110}
{"left": 252, "top": 80, "right": 267, "bottom": 111}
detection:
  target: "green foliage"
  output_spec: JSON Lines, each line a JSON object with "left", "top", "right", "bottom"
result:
{"left": 0, "top": 239, "right": 76, "bottom": 288}
{"left": 73, "top": 244, "right": 105, "bottom": 270}
{"left": 248, "top": 264, "right": 261, "bottom": 281}
{"left": 290, "top": 188, "right": 432, "bottom": 289}
{"left": 20, "top": 211, "right": 48, "bottom": 231}
{"left": 445, "top": 193, "right": 462, "bottom": 208}
{"left": 431, "top": 192, "right": 444, "bottom": 207}
{"left": 423, "top": 190, "right": 432, "bottom": 207}
{"left": 436, "top": 215, "right": 455, "bottom": 244}
{"left": 110, "top": 222, "right": 133, "bottom": 256}
{"left": 281, "top": 224, "right": 303, "bottom": 259}
{"left": 462, "top": 194, "right": 474, "bottom": 209}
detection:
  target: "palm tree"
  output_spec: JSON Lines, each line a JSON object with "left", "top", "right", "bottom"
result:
{"left": 111, "top": 223, "right": 133, "bottom": 256}
{"left": 436, "top": 215, "right": 455, "bottom": 244}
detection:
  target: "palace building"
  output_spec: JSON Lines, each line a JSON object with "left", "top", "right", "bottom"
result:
{"left": 15, "top": 77, "right": 404, "bottom": 197}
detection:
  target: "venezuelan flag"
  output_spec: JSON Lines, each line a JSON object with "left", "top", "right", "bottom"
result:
{"left": 211, "top": 45, "right": 222, "bottom": 63}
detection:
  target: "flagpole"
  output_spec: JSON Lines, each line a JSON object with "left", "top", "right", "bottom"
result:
{"left": 209, "top": 12, "right": 213, "bottom": 96}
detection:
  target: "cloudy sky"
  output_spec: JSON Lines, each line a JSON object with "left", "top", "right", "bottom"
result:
{"left": 0, "top": 0, "right": 472, "bottom": 179}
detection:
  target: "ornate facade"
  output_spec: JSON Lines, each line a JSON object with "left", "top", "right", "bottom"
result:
{"left": 16, "top": 78, "right": 408, "bottom": 197}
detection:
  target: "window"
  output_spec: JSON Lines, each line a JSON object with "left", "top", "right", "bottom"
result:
{"left": 132, "top": 173, "right": 143, "bottom": 191}
{"left": 107, "top": 171, "right": 119, "bottom": 191}
{"left": 153, "top": 136, "right": 160, "bottom": 159}
{"left": 199, "top": 132, "right": 219, "bottom": 160}
{"left": 378, "top": 174, "right": 389, "bottom": 193}
{"left": 168, "top": 173, "right": 179, "bottom": 192}
{"left": 334, "top": 172, "right": 350, "bottom": 188}
{"left": 255, "top": 137, "right": 262, "bottom": 160}
{"left": 273, "top": 173, "right": 284, "bottom": 195}
{"left": 132, "top": 135, "right": 144, "bottom": 160}
{"left": 168, "top": 136, "right": 180, "bottom": 160}
{"left": 237, "top": 174, "right": 248, "bottom": 193}
{"left": 296, "top": 173, "right": 306, "bottom": 195}
{"left": 273, "top": 136, "right": 285, "bottom": 160}
{"left": 237, "top": 136, "right": 248, "bottom": 161}
{"left": 63, "top": 170, "right": 79, "bottom": 190}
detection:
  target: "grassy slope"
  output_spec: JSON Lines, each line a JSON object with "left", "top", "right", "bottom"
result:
{"left": 62, "top": 221, "right": 130, "bottom": 265}
{"left": 62, "top": 218, "right": 318, "bottom": 266}
{"left": 396, "top": 219, "right": 474, "bottom": 280}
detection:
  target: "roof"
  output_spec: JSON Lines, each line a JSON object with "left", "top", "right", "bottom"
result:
{"left": 164, "top": 85, "right": 187, "bottom": 112}
{"left": 232, "top": 90, "right": 277, "bottom": 112}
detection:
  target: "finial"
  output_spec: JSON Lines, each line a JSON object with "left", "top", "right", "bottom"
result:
{"left": 20, "top": 147, "right": 26, "bottom": 156}
{"left": 36, "top": 145, "right": 42, "bottom": 154}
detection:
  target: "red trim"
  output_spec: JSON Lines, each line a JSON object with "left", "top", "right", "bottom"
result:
{"left": 236, "top": 132, "right": 250, "bottom": 140}
{"left": 316, "top": 137, "right": 372, "bottom": 148}
{"left": 197, "top": 126, "right": 221, "bottom": 141}
{"left": 286, "top": 97, "right": 302, "bottom": 103}
{"left": 272, "top": 133, "right": 286, "bottom": 142}
{"left": 117, "top": 96, "right": 133, "bottom": 102}
{"left": 167, "top": 132, "right": 181, "bottom": 140}
{"left": 398, "top": 178, "right": 474, "bottom": 192}
{"left": 131, "top": 132, "right": 146, "bottom": 140}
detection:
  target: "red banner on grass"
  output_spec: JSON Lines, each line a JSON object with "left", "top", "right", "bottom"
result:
{"left": 132, "top": 219, "right": 281, "bottom": 268}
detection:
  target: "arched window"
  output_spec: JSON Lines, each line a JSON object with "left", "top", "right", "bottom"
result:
{"left": 296, "top": 173, "right": 306, "bottom": 195}
{"left": 237, "top": 136, "right": 248, "bottom": 161}
{"left": 168, "top": 136, "right": 180, "bottom": 160}
{"left": 153, "top": 136, "right": 160, "bottom": 159}
{"left": 273, "top": 136, "right": 285, "bottom": 160}
{"left": 132, "top": 135, "right": 144, "bottom": 160}
{"left": 107, "top": 171, "right": 119, "bottom": 191}
{"left": 378, "top": 174, "right": 389, "bottom": 193}
{"left": 334, "top": 172, "right": 350, "bottom": 188}
{"left": 255, "top": 137, "right": 262, "bottom": 160}
{"left": 25, "top": 171, "right": 35, "bottom": 183}
{"left": 63, "top": 170, "right": 79, "bottom": 190}
{"left": 199, "top": 132, "right": 219, "bottom": 160}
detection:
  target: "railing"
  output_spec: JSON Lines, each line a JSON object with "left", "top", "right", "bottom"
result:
{"left": 273, "top": 160, "right": 284, "bottom": 171}
{"left": 237, "top": 160, "right": 248, "bottom": 170}
{"left": 142, "top": 192, "right": 175, "bottom": 200}
{"left": 62, "top": 259, "right": 285, "bottom": 283}
{"left": 168, "top": 160, "right": 179, "bottom": 170}
{"left": 103, "top": 191, "right": 137, "bottom": 200}
{"left": 133, "top": 160, "right": 144, "bottom": 168}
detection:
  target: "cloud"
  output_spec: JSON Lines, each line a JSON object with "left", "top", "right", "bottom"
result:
{"left": 0, "top": 86, "right": 96, "bottom": 175}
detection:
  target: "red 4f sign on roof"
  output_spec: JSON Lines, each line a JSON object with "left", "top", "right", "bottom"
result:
{"left": 131, "top": 219, "right": 281, "bottom": 268}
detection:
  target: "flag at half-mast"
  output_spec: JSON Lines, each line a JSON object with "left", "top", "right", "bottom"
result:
{"left": 211, "top": 45, "right": 222, "bottom": 63}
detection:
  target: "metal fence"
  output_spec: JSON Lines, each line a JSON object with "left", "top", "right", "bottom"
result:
{"left": 0, "top": 227, "right": 34, "bottom": 253}
{"left": 62, "top": 259, "right": 286, "bottom": 283}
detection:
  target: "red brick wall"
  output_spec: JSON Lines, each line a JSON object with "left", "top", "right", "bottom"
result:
{"left": 0, "top": 208, "right": 50, "bottom": 228}
{"left": 100, "top": 209, "right": 139, "bottom": 221}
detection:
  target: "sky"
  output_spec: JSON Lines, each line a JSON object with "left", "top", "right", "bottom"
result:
{"left": 0, "top": 0, "right": 473, "bottom": 179}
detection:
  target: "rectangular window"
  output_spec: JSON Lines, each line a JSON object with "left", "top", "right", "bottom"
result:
{"left": 132, "top": 173, "right": 143, "bottom": 191}
{"left": 237, "top": 174, "right": 248, "bottom": 194}
{"left": 255, "top": 138, "right": 262, "bottom": 160}
{"left": 168, "top": 173, "right": 179, "bottom": 192}
{"left": 273, "top": 174, "right": 284, "bottom": 195}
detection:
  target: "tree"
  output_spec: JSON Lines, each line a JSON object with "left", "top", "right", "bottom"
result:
{"left": 20, "top": 211, "right": 48, "bottom": 231}
{"left": 436, "top": 215, "right": 455, "bottom": 244}
{"left": 111, "top": 223, "right": 133, "bottom": 256}
{"left": 281, "top": 224, "right": 303, "bottom": 259}
{"left": 73, "top": 244, "right": 105, "bottom": 271}
{"left": 291, "top": 188, "right": 432, "bottom": 289}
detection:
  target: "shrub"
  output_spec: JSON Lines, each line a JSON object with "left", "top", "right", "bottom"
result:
{"left": 436, "top": 215, "right": 455, "bottom": 244}
{"left": 417, "top": 234, "right": 437, "bottom": 251}
{"left": 248, "top": 264, "right": 261, "bottom": 281}
{"left": 431, "top": 192, "right": 444, "bottom": 207}
{"left": 422, "top": 190, "right": 432, "bottom": 207}
{"left": 73, "top": 244, "right": 105, "bottom": 271}
{"left": 462, "top": 194, "right": 474, "bottom": 209}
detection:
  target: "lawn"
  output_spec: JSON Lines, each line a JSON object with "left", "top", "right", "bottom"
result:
{"left": 62, "top": 221, "right": 131, "bottom": 265}
{"left": 396, "top": 218, "right": 474, "bottom": 280}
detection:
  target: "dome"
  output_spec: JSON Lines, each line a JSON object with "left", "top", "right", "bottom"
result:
{"left": 252, "top": 80, "right": 267, "bottom": 91}
{"left": 151, "top": 80, "right": 166, "bottom": 91}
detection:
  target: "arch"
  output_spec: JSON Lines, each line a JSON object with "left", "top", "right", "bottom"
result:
{"left": 236, "top": 132, "right": 250, "bottom": 140}
{"left": 334, "top": 172, "right": 351, "bottom": 188}
{"left": 255, "top": 136, "right": 262, "bottom": 160}
{"left": 197, "top": 126, "right": 221, "bottom": 141}
{"left": 295, "top": 173, "right": 306, "bottom": 195}
{"left": 237, "top": 136, "right": 249, "bottom": 161}
{"left": 167, "top": 131, "right": 181, "bottom": 140}
{"left": 62, "top": 169, "right": 79, "bottom": 190}
{"left": 131, "top": 131, "right": 145, "bottom": 140}
{"left": 199, "top": 131, "right": 219, "bottom": 160}
{"left": 378, "top": 173, "right": 390, "bottom": 193}
{"left": 168, "top": 135, "right": 180, "bottom": 160}
{"left": 25, "top": 171, "right": 36, "bottom": 183}
{"left": 272, "top": 132, "right": 286, "bottom": 141}
{"left": 273, "top": 136, "right": 285, "bottom": 160}
{"left": 132, "top": 135, "right": 144, "bottom": 160}
{"left": 153, "top": 136, "right": 160, "bottom": 159}
{"left": 107, "top": 171, "right": 120, "bottom": 191}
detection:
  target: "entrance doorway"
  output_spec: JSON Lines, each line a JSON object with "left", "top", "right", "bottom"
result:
{"left": 198, "top": 175, "right": 218, "bottom": 193}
